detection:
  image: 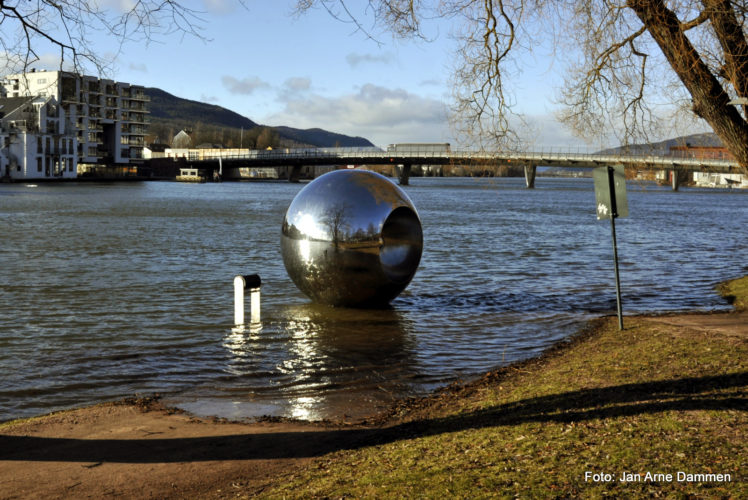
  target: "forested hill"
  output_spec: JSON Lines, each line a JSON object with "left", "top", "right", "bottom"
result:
{"left": 144, "top": 87, "right": 375, "bottom": 148}
{"left": 597, "top": 133, "right": 723, "bottom": 156}
{"left": 146, "top": 88, "right": 259, "bottom": 129}
{"left": 273, "top": 126, "right": 374, "bottom": 148}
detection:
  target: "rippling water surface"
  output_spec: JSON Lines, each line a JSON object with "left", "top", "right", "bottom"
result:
{"left": 1, "top": 177, "right": 746, "bottom": 421}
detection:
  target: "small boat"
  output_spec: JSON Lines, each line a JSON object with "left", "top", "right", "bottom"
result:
{"left": 176, "top": 168, "right": 207, "bottom": 183}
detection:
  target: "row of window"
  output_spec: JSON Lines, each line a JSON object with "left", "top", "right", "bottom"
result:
{"left": 37, "top": 137, "right": 75, "bottom": 154}
{"left": 36, "top": 157, "right": 74, "bottom": 173}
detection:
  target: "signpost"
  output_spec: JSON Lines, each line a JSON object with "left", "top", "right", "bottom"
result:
{"left": 593, "top": 165, "right": 628, "bottom": 330}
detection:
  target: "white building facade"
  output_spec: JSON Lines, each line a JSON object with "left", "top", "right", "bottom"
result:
{"left": 0, "top": 96, "right": 78, "bottom": 181}
{"left": 0, "top": 70, "right": 148, "bottom": 169}
{"left": 692, "top": 171, "right": 748, "bottom": 188}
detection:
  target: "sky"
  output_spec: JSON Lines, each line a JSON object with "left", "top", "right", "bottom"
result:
{"left": 29, "top": 1, "right": 711, "bottom": 149}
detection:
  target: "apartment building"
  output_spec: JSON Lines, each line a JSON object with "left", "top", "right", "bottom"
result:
{"left": 0, "top": 70, "right": 149, "bottom": 168}
{"left": 0, "top": 95, "right": 78, "bottom": 180}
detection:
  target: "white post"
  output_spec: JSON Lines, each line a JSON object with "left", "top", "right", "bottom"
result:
{"left": 250, "top": 287, "right": 261, "bottom": 324}
{"left": 234, "top": 275, "right": 245, "bottom": 326}
{"left": 234, "top": 274, "right": 261, "bottom": 327}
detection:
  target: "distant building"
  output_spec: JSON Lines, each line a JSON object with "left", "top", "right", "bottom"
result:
{"left": 172, "top": 130, "right": 192, "bottom": 149}
{"left": 693, "top": 171, "right": 747, "bottom": 188}
{"left": 0, "top": 95, "right": 78, "bottom": 181}
{"left": 668, "top": 144, "right": 734, "bottom": 161}
{"left": 667, "top": 144, "right": 745, "bottom": 188}
{"left": 0, "top": 70, "right": 149, "bottom": 169}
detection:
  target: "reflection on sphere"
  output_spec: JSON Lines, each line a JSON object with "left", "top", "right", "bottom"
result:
{"left": 281, "top": 169, "right": 423, "bottom": 307}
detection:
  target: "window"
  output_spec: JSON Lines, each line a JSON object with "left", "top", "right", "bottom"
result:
{"left": 37, "top": 158, "right": 42, "bottom": 172}
{"left": 37, "top": 78, "right": 47, "bottom": 84}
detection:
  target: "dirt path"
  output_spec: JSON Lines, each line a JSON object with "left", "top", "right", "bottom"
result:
{"left": 0, "top": 399, "right": 380, "bottom": 500}
{"left": 644, "top": 310, "right": 747, "bottom": 338}
{"left": 1, "top": 311, "right": 745, "bottom": 500}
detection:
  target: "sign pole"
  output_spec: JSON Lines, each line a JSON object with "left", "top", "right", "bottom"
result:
{"left": 609, "top": 204, "right": 624, "bottom": 330}
{"left": 606, "top": 167, "right": 624, "bottom": 330}
{"left": 594, "top": 165, "right": 628, "bottom": 331}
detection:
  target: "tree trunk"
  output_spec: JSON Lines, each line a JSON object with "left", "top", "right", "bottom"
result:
{"left": 628, "top": 0, "right": 748, "bottom": 168}
{"left": 703, "top": 0, "right": 748, "bottom": 117}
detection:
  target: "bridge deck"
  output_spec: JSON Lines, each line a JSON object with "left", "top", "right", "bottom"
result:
{"left": 180, "top": 148, "right": 740, "bottom": 173}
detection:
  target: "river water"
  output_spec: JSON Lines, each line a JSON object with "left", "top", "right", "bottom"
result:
{"left": 1, "top": 177, "right": 745, "bottom": 422}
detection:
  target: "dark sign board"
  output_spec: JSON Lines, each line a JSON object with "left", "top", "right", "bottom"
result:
{"left": 593, "top": 165, "right": 628, "bottom": 219}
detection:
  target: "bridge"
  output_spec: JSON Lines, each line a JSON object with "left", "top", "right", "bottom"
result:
{"left": 163, "top": 147, "right": 743, "bottom": 190}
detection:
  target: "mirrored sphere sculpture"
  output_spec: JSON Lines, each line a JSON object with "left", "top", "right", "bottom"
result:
{"left": 281, "top": 169, "right": 423, "bottom": 307}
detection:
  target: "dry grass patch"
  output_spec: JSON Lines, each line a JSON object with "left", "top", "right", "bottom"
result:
{"left": 256, "top": 312, "right": 747, "bottom": 499}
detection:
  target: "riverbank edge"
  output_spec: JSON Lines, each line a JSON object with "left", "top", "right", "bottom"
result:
{"left": 1, "top": 276, "right": 746, "bottom": 499}
{"left": 3, "top": 276, "right": 744, "bottom": 430}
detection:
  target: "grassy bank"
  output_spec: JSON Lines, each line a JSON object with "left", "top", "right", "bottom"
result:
{"left": 257, "top": 280, "right": 747, "bottom": 499}
{"left": 718, "top": 275, "right": 748, "bottom": 311}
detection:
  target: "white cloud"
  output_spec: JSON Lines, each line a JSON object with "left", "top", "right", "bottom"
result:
{"left": 201, "top": 0, "right": 235, "bottom": 14}
{"left": 0, "top": 52, "right": 65, "bottom": 73}
{"left": 283, "top": 77, "right": 312, "bottom": 93}
{"left": 518, "top": 115, "right": 594, "bottom": 150}
{"left": 129, "top": 62, "right": 147, "bottom": 72}
{"left": 345, "top": 52, "right": 395, "bottom": 67}
{"left": 221, "top": 75, "right": 270, "bottom": 95}
{"left": 265, "top": 83, "right": 451, "bottom": 147}
{"left": 419, "top": 79, "right": 442, "bottom": 87}
{"left": 99, "top": 0, "right": 138, "bottom": 13}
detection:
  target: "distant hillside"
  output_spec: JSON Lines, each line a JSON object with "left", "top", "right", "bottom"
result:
{"left": 273, "top": 126, "right": 375, "bottom": 148}
{"left": 144, "top": 87, "right": 375, "bottom": 148}
{"left": 542, "top": 133, "right": 724, "bottom": 177}
{"left": 598, "top": 133, "right": 722, "bottom": 156}
{"left": 146, "top": 88, "right": 259, "bottom": 129}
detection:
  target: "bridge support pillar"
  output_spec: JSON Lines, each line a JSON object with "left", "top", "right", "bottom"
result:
{"left": 288, "top": 165, "right": 302, "bottom": 183}
{"left": 670, "top": 169, "right": 680, "bottom": 191}
{"left": 399, "top": 164, "right": 412, "bottom": 185}
{"left": 524, "top": 165, "right": 537, "bottom": 189}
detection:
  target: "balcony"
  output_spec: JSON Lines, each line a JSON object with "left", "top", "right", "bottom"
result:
{"left": 130, "top": 90, "right": 150, "bottom": 101}
{"left": 125, "top": 102, "right": 147, "bottom": 111}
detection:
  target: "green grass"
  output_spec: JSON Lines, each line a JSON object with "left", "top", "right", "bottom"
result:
{"left": 256, "top": 279, "right": 748, "bottom": 499}
{"left": 718, "top": 275, "right": 748, "bottom": 311}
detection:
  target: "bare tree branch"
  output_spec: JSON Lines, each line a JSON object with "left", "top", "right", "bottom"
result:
{"left": 0, "top": 0, "right": 207, "bottom": 75}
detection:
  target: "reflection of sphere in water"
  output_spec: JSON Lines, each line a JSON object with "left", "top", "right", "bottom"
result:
{"left": 281, "top": 169, "right": 423, "bottom": 307}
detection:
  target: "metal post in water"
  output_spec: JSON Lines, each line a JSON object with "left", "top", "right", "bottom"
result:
{"left": 524, "top": 164, "right": 537, "bottom": 189}
{"left": 250, "top": 285, "right": 261, "bottom": 324}
{"left": 234, "top": 276, "right": 245, "bottom": 325}
{"left": 234, "top": 274, "right": 262, "bottom": 326}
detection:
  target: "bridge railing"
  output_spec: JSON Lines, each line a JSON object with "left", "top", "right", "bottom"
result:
{"left": 177, "top": 146, "right": 740, "bottom": 170}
